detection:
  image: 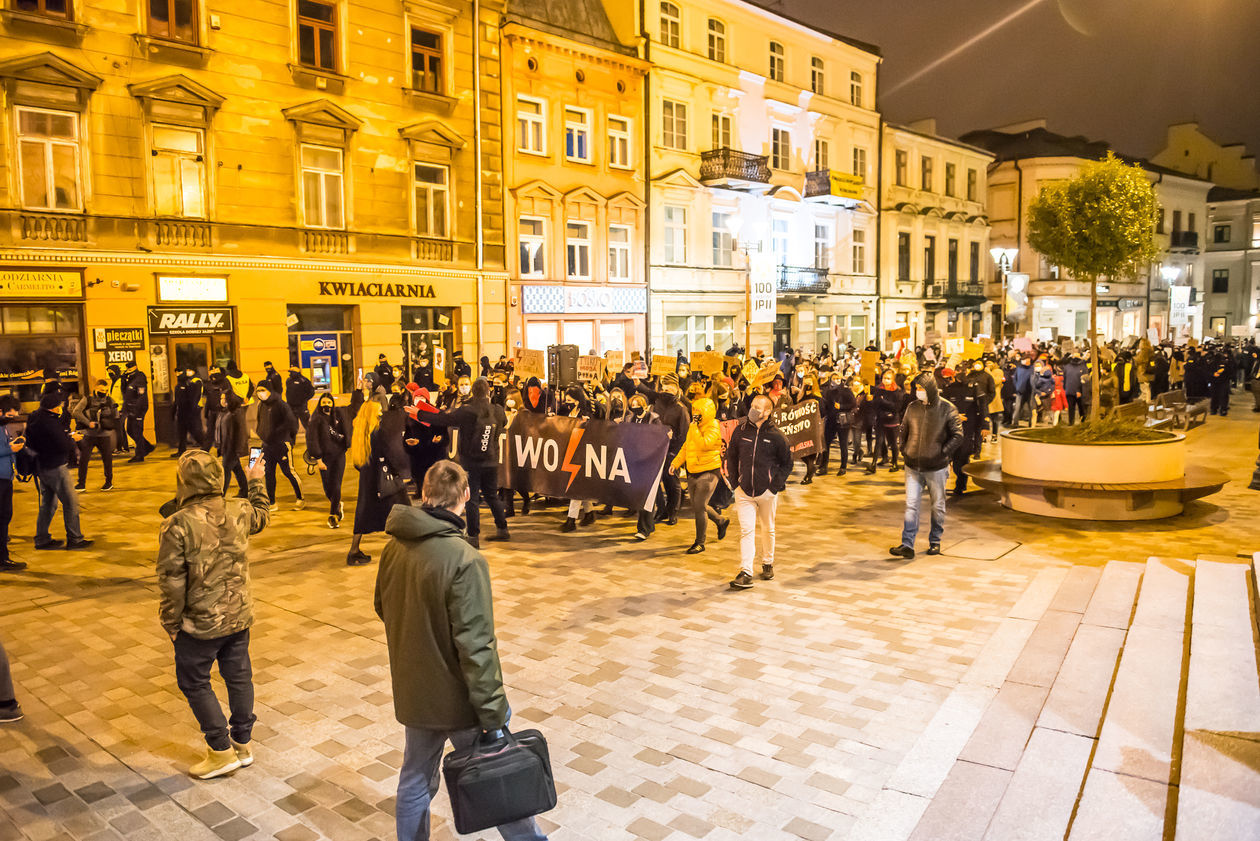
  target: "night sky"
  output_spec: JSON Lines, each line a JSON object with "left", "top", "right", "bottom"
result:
{"left": 781, "top": 0, "right": 1260, "bottom": 162}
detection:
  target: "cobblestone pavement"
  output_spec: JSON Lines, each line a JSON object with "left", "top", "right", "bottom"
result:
{"left": 2, "top": 412, "right": 1257, "bottom": 841}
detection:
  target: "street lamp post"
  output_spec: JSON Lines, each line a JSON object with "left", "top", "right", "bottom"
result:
{"left": 990, "top": 246, "right": 1019, "bottom": 344}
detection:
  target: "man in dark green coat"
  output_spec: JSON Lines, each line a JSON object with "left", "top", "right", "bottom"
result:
{"left": 374, "top": 460, "right": 547, "bottom": 841}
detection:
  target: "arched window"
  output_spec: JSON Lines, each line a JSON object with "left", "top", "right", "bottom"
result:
{"left": 707, "top": 19, "right": 726, "bottom": 63}
{"left": 660, "top": 2, "right": 680, "bottom": 49}
{"left": 768, "top": 41, "right": 784, "bottom": 82}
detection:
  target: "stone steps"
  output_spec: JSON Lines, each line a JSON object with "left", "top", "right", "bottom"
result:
{"left": 876, "top": 554, "right": 1260, "bottom": 841}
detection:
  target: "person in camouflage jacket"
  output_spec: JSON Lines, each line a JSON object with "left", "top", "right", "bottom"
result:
{"left": 157, "top": 449, "right": 270, "bottom": 779}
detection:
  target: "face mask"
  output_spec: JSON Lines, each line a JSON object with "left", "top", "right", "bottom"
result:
{"left": 506, "top": 400, "right": 518, "bottom": 409}
{"left": 747, "top": 406, "right": 767, "bottom": 424}
{"left": 611, "top": 400, "right": 624, "bottom": 414}
{"left": 458, "top": 384, "right": 471, "bottom": 396}
{"left": 916, "top": 389, "right": 928, "bottom": 402}
{"left": 562, "top": 400, "right": 575, "bottom": 411}
{"left": 631, "top": 405, "right": 645, "bottom": 416}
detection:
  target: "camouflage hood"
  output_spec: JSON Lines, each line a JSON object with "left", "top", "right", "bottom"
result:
{"left": 176, "top": 449, "right": 225, "bottom": 508}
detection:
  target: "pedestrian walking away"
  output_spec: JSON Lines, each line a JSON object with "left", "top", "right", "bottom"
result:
{"left": 724, "top": 394, "right": 792, "bottom": 589}
{"left": 374, "top": 460, "right": 549, "bottom": 841}
{"left": 157, "top": 450, "right": 270, "bottom": 779}
{"left": 891, "top": 373, "right": 963, "bottom": 559}
{"left": 24, "top": 392, "right": 93, "bottom": 551}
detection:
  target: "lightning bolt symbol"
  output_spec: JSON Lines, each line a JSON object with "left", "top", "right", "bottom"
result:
{"left": 561, "top": 428, "right": 584, "bottom": 491}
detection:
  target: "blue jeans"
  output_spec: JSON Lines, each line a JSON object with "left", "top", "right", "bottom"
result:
{"left": 36, "top": 465, "right": 82, "bottom": 544}
{"left": 902, "top": 466, "right": 947, "bottom": 548}
{"left": 397, "top": 725, "right": 548, "bottom": 841}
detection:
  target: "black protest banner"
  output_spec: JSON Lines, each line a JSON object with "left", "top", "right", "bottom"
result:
{"left": 772, "top": 400, "right": 823, "bottom": 459}
{"left": 502, "top": 413, "right": 670, "bottom": 511}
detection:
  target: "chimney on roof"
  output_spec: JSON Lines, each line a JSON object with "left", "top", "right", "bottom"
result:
{"left": 993, "top": 118, "right": 1048, "bottom": 134}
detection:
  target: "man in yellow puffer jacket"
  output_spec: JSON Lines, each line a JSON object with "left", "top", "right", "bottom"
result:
{"left": 669, "top": 397, "right": 729, "bottom": 554}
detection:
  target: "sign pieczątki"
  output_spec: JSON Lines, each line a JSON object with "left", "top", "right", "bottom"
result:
{"left": 147, "top": 307, "right": 235, "bottom": 336}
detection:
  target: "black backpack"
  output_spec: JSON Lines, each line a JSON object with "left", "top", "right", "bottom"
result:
{"left": 13, "top": 445, "right": 37, "bottom": 482}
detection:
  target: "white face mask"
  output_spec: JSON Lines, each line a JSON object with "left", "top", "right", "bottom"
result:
{"left": 915, "top": 389, "right": 928, "bottom": 402}
{"left": 458, "top": 384, "right": 471, "bottom": 396}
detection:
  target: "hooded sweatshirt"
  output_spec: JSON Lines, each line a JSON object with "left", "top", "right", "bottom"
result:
{"left": 156, "top": 451, "right": 269, "bottom": 638}
{"left": 897, "top": 376, "right": 965, "bottom": 472}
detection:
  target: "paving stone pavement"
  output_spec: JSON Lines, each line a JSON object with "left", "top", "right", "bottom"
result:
{"left": 1, "top": 413, "right": 1258, "bottom": 841}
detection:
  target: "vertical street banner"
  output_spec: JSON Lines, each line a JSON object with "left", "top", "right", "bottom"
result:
{"left": 502, "top": 413, "right": 670, "bottom": 511}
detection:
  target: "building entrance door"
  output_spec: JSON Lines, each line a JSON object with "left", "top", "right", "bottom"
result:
{"left": 773, "top": 314, "right": 792, "bottom": 358}
{"left": 171, "top": 336, "right": 212, "bottom": 380}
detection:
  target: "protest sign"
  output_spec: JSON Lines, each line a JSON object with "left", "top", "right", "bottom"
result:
{"left": 513, "top": 348, "right": 545, "bottom": 380}
{"left": 750, "top": 359, "right": 783, "bottom": 388}
{"left": 740, "top": 359, "right": 760, "bottom": 382}
{"left": 772, "top": 400, "right": 823, "bottom": 459}
{"left": 433, "top": 346, "right": 446, "bottom": 381}
{"left": 981, "top": 336, "right": 996, "bottom": 353}
{"left": 1013, "top": 337, "right": 1034, "bottom": 353}
{"left": 650, "top": 354, "right": 676, "bottom": 376}
{"left": 944, "top": 337, "right": 965, "bottom": 355}
{"left": 1146, "top": 327, "right": 1160, "bottom": 345}
{"left": 860, "top": 350, "right": 881, "bottom": 385}
{"left": 923, "top": 347, "right": 936, "bottom": 362}
{"left": 577, "top": 355, "right": 604, "bottom": 381}
{"left": 963, "top": 340, "right": 985, "bottom": 359}
{"left": 691, "top": 350, "right": 723, "bottom": 375}
{"left": 886, "top": 325, "right": 911, "bottom": 345}
{"left": 502, "top": 413, "right": 669, "bottom": 511}
{"left": 630, "top": 359, "right": 649, "bottom": 379}
{"left": 604, "top": 349, "right": 624, "bottom": 373}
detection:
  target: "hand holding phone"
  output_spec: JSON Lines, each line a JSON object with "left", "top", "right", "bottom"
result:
{"left": 246, "top": 446, "right": 265, "bottom": 481}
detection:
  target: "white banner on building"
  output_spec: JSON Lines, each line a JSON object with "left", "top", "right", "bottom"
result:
{"left": 1169, "top": 285, "right": 1191, "bottom": 327}
{"left": 748, "top": 253, "right": 777, "bottom": 324}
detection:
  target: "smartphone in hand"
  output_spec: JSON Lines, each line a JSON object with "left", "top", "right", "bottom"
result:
{"left": 248, "top": 446, "right": 263, "bottom": 470}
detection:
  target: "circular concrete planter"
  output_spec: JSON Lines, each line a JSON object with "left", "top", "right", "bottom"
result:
{"left": 1000, "top": 428, "right": 1186, "bottom": 485}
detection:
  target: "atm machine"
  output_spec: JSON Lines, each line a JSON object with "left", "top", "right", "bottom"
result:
{"left": 309, "top": 355, "right": 333, "bottom": 391}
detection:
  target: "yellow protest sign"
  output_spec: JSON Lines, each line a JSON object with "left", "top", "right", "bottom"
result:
{"left": 513, "top": 348, "right": 546, "bottom": 380}
{"left": 577, "top": 355, "right": 604, "bottom": 381}
{"left": 650, "top": 354, "right": 676, "bottom": 376}
{"left": 604, "top": 349, "right": 624, "bottom": 372}
{"left": 751, "top": 359, "right": 783, "bottom": 388}
{"left": 691, "top": 350, "right": 723, "bottom": 375}
{"left": 963, "top": 340, "right": 985, "bottom": 360}
{"left": 860, "top": 350, "right": 881, "bottom": 386}
{"left": 740, "top": 360, "right": 760, "bottom": 382}
{"left": 886, "top": 325, "right": 911, "bottom": 345}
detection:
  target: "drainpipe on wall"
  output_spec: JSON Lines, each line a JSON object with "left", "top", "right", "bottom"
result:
{"left": 873, "top": 64, "right": 884, "bottom": 343}
{"left": 640, "top": 0, "right": 651, "bottom": 352}
{"left": 473, "top": 0, "right": 485, "bottom": 356}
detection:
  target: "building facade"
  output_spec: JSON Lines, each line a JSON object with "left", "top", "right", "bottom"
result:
{"left": 0, "top": 0, "right": 506, "bottom": 426}
{"left": 1202, "top": 188, "right": 1260, "bottom": 339}
{"left": 608, "top": 0, "right": 881, "bottom": 358}
{"left": 879, "top": 120, "right": 993, "bottom": 346}
{"left": 964, "top": 122, "right": 1211, "bottom": 343}
{"left": 500, "top": 0, "right": 648, "bottom": 356}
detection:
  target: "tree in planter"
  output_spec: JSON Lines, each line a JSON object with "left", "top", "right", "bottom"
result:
{"left": 1026, "top": 153, "right": 1160, "bottom": 421}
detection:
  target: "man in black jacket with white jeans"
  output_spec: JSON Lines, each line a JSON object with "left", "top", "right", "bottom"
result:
{"left": 724, "top": 394, "right": 793, "bottom": 590}
{"left": 892, "top": 374, "right": 964, "bottom": 559}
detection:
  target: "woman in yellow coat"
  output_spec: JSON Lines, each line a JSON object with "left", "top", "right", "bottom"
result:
{"left": 669, "top": 396, "right": 730, "bottom": 554}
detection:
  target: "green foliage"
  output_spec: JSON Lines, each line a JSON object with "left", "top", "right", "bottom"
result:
{"left": 1019, "top": 415, "right": 1169, "bottom": 443}
{"left": 1026, "top": 153, "right": 1161, "bottom": 283}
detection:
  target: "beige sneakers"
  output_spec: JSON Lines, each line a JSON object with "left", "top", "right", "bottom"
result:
{"left": 231, "top": 739, "right": 254, "bottom": 767}
{"left": 188, "top": 747, "right": 242, "bottom": 780}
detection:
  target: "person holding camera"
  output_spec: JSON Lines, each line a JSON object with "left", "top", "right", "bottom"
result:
{"left": 0, "top": 396, "right": 26, "bottom": 573}
{"left": 72, "top": 378, "right": 118, "bottom": 492}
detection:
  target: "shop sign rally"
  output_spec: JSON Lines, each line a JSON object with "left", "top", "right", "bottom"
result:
{"left": 147, "top": 307, "right": 235, "bottom": 336}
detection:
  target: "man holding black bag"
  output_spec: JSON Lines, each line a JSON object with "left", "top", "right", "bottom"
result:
{"left": 375, "top": 460, "right": 550, "bottom": 841}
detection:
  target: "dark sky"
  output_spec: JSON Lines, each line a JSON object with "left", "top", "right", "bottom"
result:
{"left": 780, "top": 0, "right": 1260, "bottom": 160}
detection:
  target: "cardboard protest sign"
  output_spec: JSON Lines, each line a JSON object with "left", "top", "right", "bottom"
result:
{"left": 513, "top": 348, "right": 546, "bottom": 380}
{"left": 981, "top": 336, "right": 996, "bottom": 353}
{"left": 650, "top": 354, "right": 676, "bottom": 376}
{"left": 944, "top": 337, "right": 965, "bottom": 355}
{"left": 433, "top": 346, "right": 447, "bottom": 382}
{"left": 750, "top": 359, "right": 784, "bottom": 388}
{"left": 724, "top": 355, "right": 744, "bottom": 377}
{"left": 923, "top": 347, "right": 937, "bottom": 362}
{"left": 577, "top": 355, "right": 604, "bottom": 381}
{"left": 630, "top": 359, "right": 649, "bottom": 379}
{"left": 887, "top": 325, "right": 911, "bottom": 345}
{"left": 604, "top": 349, "right": 624, "bottom": 373}
{"left": 963, "top": 340, "right": 985, "bottom": 360}
{"left": 1146, "top": 327, "right": 1160, "bottom": 344}
{"left": 740, "top": 359, "right": 760, "bottom": 382}
{"left": 502, "top": 413, "right": 669, "bottom": 511}
{"left": 946, "top": 353, "right": 963, "bottom": 369}
{"left": 860, "top": 350, "right": 881, "bottom": 385}
{"left": 690, "top": 350, "right": 723, "bottom": 375}
{"left": 1013, "top": 337, "right": 1034, "bottom": 353}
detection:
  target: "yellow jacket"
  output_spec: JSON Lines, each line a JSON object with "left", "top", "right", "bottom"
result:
{"left": 671, "top": 397, "right": 722, "bottom": 474}
{"left": 227, "top": 372, "right": 253, "bottom": 406}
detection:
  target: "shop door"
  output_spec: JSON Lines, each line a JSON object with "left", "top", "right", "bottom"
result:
{"left": 773, "top": 314, "right": 792, "bottom": 358}
{"left": 171, "top": 336, "right": 212, "bottom": 380}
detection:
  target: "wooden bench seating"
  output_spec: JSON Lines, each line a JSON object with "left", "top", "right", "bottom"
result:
{"left": 1152, "top": 389, "right": 1209, "bottom": 430}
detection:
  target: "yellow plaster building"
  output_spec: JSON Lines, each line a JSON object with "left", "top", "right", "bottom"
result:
{"left": 500, "top": 0, "right": 648, "bottom": 355}
{"left": 0, "top": 0, "right": 506, "bottom": 432}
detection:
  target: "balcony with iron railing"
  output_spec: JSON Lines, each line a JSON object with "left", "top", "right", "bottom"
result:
{"left": 777, "top": 265, "right": 831, "bottom": 295}
{"left": 926, "top": 279, "right": 989, "bottom": 305}
{"left": 700, "top": 148, "right": 771, "bottom": 190}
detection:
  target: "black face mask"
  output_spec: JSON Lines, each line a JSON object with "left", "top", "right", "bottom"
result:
{"left": 319, "top": 403, "right": 333, "bottom": 414}
{"left": 611, "top": 400, "right": 624, "bottom": 414}
{"left": 630, "top": 405, "right": 645, "bottom": 416}
{"left": 562, "top": 400, "right": 575, "bottom": 412}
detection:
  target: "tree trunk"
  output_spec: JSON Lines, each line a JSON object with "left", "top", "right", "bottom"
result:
{"left": 1089, "top": 275, "right": 1101, "bottom": 422}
